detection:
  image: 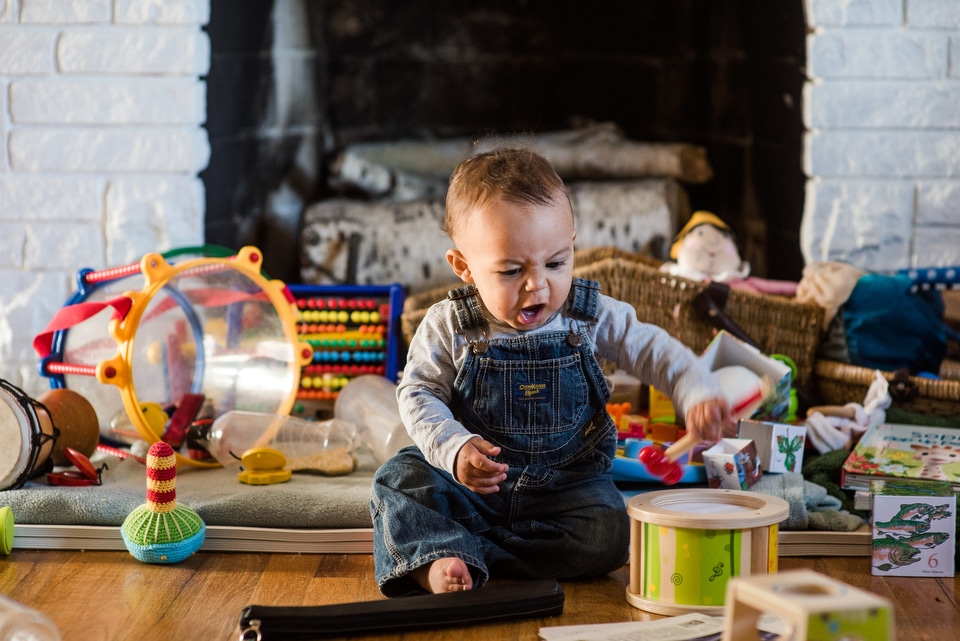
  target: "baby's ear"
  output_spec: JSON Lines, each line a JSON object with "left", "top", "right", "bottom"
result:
{"left": 446, "top": 248, "right": 473, "bottom": 282}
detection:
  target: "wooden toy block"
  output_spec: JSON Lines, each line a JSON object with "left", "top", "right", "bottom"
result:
{"left": 702, "top": 438, "right": 762, "bottom": 490}
{"left": 870, "top": 478, "right": 955, "bottom": 578}
{"left": 700, "top": 331, "right": 792, "bottom": 422}
{"left": 722, "top": 569, "right": 894, "bottom": 641}
{"left": 607, "top": 369, "right": 642, "bottom": 408}
{"left": 737, "top": 419, "right": 807, "bottom": 474}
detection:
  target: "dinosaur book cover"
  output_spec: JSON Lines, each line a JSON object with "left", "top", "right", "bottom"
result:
{"left": 870, "top": 478, "right": 955, "bottom": 577}
{"left": 841, "top": 423, "right": 960, "bottom": 492}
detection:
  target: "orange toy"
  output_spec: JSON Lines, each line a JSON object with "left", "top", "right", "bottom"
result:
{"left": 606, "top": 402, "right": 631, "bottom": 431}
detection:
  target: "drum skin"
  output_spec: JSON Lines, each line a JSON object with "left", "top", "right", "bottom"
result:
{"left": 0, "top": 381, "right": 56, "bottom": 490}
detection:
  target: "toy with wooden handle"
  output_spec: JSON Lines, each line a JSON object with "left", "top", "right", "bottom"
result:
{"left": 637, "top": 432, "right": 697, "bottom": 485}
{"left": 805, "top": 405, "right": 857, "bottom": 419}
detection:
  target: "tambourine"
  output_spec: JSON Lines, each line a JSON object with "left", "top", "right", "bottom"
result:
{"left": 34, "top": 246, "right": 311, "bottom": 467}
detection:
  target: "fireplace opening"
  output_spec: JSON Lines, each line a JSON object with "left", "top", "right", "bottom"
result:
{"left": 201, "top": 0, "right": 806, "bottom": 287}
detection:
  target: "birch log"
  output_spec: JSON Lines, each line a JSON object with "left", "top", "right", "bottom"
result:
{"left": 300, "top": 179, "right": 685, "bottom": 293}
{"left": 329, "top": 122, "right": 713, "bottom": 198}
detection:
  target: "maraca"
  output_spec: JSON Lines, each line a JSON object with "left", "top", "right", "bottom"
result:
{"left": 638, "top": 432, "right": 697, "bottom": 485}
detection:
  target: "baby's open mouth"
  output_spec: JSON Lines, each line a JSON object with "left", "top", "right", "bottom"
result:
{"left": 519, "top": 304, "right": 545, "bottom": 324}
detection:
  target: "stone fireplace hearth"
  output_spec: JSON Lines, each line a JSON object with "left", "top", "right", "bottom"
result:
{"left": 202, "top": 0, "right": 810, "bottom": 286}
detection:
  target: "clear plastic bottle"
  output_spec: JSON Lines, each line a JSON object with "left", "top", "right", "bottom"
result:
{"left": 0, "top": 595, "right": 62, "bottom": 641}
{"left": 334, "top": 375, "right": 413, "bottom": 464}
{"left": 195, "top": 411, "right": 358, "bottom": 469}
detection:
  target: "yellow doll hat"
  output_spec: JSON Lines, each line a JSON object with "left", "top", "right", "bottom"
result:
{"left": 670, "top": 211, "right": 731, "bottom": 259}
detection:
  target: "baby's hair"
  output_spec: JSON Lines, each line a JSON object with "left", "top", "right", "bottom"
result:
{"left": 444, "top": 147, "right": 570, "bottom": 239}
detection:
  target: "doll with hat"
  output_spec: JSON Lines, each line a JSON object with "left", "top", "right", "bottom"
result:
{"left": 661, "top": 211, "right": 749, "bottom": 282}
{"left": 660, "top": 211, "right": 797, "bottom": 296}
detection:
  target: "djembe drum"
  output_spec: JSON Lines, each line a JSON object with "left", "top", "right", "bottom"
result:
{"left": 0, "top": 379, "right": 58, "bottom": 490}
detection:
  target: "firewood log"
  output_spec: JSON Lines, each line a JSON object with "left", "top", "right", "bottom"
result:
{"left": 329, "top": 122, "right": 712, "bottom": 198}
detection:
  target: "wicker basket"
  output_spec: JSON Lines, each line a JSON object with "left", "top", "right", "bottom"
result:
{"left": 401, "top": 247, "right": 825, "bottom": 387}
{"left": 814, "top": 359, "right": 960, "bottom": 417}
{"left": 573, "top": 256, "right": 824, "bottom": 387}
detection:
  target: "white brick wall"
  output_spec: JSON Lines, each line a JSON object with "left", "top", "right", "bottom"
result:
{"left": 802, "top": 0, "right": 960, "bottom": 271}
{"left": 0, "top": 0, "right": 210, "bottom": 397}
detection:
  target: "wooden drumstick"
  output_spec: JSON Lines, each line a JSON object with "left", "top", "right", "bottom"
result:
{"left": 662, "top": 432, "right": 698, "bottom": 462}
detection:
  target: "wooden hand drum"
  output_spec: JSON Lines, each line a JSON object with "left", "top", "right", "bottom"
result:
{"left": 626, "top": 488, "right": 789, "bottom": 616}
{"left": 0, "top": 379, "right": 58, "bottom": 490}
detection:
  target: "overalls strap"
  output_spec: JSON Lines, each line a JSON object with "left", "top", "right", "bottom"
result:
{"left": 447, "top": 284, "right": 488, "bottom": 332}
{"left": 567, "top": 278, "right": 602, "bottom": 323}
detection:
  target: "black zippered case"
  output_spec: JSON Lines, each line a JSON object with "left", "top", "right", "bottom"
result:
{"left": 238, "top": 579, "right": 564, "bottom": 640}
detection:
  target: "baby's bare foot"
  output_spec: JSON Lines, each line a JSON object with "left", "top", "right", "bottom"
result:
{"left": 411, "top": 557, "right": 473, "bottom": 593}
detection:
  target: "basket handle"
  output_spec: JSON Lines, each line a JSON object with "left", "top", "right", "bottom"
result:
{"left": 691, "top": 281, "right": 761, "bottom": 349}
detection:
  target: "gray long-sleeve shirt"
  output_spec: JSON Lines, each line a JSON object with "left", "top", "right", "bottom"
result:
{"left": 397, "top": 292, "right": 723, "bottom": 476}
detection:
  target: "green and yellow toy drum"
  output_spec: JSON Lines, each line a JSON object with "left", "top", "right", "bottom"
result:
{"left": 626, "top": 488, "right": 789, "bottom": 615}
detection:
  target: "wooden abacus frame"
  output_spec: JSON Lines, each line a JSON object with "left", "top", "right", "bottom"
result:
{"left": 287, "top": 283, "right": 405, "bottom": 410}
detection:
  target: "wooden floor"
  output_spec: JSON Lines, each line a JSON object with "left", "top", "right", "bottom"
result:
{"left": 2, "top": 550, "right": 958, "bottom": 641}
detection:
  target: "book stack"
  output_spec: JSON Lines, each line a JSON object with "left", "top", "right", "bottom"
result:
{"left": 840, "top": 422, "right": 959, "bottom": 575}
{"left": 842, "top": 422, "right": 960, "bottom": 500}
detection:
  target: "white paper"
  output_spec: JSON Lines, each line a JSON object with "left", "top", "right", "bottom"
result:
{"left": 539, "top": 612, "right": 787, "bottom": 641}
{"left": 539, "top": 613, "right": 724, "bottom": 641}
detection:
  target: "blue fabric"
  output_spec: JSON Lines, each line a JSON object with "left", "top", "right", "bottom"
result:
{"left": 841, "top": 273, "right": 947, "bottom": 374}
{"left": 371, "top": 285, "right": 628, "bottom": 596}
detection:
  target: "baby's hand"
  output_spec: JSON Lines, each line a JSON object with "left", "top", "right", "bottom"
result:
{"left": 454, "top": 437, "right": 509, "bottom": 494}
{"left": 684, "top": 397, "right": 734, "bottom": 444}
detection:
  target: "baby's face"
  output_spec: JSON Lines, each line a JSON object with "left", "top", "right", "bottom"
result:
{"left": 449, "top": 196, "right": 575, "bottom": 331}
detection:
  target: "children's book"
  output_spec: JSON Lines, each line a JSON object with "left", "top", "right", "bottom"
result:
{"left": 841, "top": 423, "right": 960, "bottom": 491}
{"left": 869, "top": 477, "right": 955, "bottom": 577}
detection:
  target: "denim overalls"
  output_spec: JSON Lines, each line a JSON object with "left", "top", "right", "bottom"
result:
{"left": 371, "top": 279, "right": 630, "bottom": 596}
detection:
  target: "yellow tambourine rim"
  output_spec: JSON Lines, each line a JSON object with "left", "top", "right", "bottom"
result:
{"left": 94, "top": 246, "right": 311, "bottom": 468}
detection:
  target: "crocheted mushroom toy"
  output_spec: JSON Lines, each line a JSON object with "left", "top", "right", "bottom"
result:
{"left": 121, "top": 441, "right": 205, "bottom": 563}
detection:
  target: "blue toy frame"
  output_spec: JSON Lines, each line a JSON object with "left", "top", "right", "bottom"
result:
{"left": 287, "top": 283, "right": 406, "bottom": 386}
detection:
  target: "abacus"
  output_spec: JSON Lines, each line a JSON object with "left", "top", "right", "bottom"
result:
{"left": 287, "top": 284, "right": 405, "bottom": 410}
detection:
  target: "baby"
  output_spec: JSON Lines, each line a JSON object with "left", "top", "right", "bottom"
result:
{"left": 370, "top": 147, "right": 731, "bottom": 596}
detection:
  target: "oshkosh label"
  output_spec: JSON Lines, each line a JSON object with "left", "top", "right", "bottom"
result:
{"left": 514, "top": 382, "right": 549, "bottom": 402}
